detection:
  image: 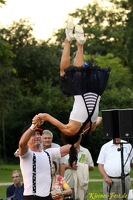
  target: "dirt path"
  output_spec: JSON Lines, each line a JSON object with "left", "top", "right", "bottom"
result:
{"left": 1, "top": 178, "right": 133, "bottom": 186}
{"left": 0, "top": 179, "right": 103, "bottom": 186}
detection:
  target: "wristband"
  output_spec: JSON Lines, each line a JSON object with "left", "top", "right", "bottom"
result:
{"left": 30, "top": 124, "right": 35, "bottom": 131}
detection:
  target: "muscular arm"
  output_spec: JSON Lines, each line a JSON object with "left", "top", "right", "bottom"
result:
{"left": 37, "top": 113, "right": 71, "bottom": 133}
{"left": 36, "top": 113, "right": 80, "bottom": 135}
{"left": 19, "top": 128, "right": 33, "bottom": 156}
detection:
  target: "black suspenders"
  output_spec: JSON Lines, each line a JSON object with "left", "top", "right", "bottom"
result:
{"left": 76, "top": 93, "right": 99, "bottom": 135}
{"left": 32, "top": 153, "right": 36, "bottom": 194}
{"left": 44, "top": 150, "right": 52, "bottom": 192}
{"left": 32, "top": 151, "right": 52, "bottom": 195}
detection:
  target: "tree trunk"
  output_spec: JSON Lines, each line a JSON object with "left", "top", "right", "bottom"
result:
{"left": 2, "top": 110, "right": 6, "bottom": 160}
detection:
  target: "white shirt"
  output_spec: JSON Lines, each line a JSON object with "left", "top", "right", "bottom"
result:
{"left": 20, "top": 148, "right": 61, "bottom": 197}
{"left": 41, "top": 142, "right": 65, "bottom": 174}
{"left": 97, "top": 139, "right": 133, "bottom": 177}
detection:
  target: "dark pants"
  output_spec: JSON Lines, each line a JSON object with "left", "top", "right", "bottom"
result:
{"left": 23, "top": 194, "right": 53, "bottom": 200}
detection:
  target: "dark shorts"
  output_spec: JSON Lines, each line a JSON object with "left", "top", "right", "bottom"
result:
{"left": 23, "top": 194, "right": 52, "bottom": 200}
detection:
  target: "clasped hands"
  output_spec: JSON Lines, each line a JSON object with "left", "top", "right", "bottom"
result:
{"left": 32, "top": 113, "right": 47, "bottom": 128}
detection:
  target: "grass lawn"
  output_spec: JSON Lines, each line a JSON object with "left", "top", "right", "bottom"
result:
{"left": 0, "top": 163, "right": 133, "bottom": 199}
{"left": 0, "top": 164, "right": 20, "bottom": 182}
{"left": 0, "top": 163, "right": 20, "bottom": 199}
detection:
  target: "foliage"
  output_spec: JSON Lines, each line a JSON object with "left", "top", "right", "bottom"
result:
{"left": 53, "top": 0, "right": 133, "bottom": 72}
{"left": 124, "top": 0, "right": 133, "bottom": 72}
{"left": 0, "top": 19, "right": 61, "bottom": 94}
{"left": 0, "top": 0, "right": 6, "bottom": 6}
{"left": 0, "top": 37, "right": 20, "bottom": 159}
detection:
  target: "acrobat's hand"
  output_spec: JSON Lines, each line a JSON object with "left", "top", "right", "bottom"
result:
{"left": 32, "top": 115, "right": 44, "bottom": 127}
{"left": 37, "top": 113, "right": 48, "bottom": 121}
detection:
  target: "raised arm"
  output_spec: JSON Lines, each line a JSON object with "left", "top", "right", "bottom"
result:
{"left": 33, "top": 113, "right": 76, "bottom": 135}
{"left": 19, "top": 122, "right": 41, "bottom": 156}
{"left": 19, "top": 127, "right": 33, "bottom": 156}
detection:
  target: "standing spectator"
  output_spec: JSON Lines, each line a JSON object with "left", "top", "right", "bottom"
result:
{"left": 51, "top": 161, "right": 72, "bottom": 200}
{"left": 41, "top": 130, "right": 65, "bottom": 174}
{"left": 19, "top": 123, "right": 81, "bottom": 200}
{"left": 97, "top": 138, "right": 133, "bottom": 200}
{"left": 6, "top": 170, "right": 24, "bottom": 200}
{"left": 62, "top": 145, "right": 94, "bottom": 200}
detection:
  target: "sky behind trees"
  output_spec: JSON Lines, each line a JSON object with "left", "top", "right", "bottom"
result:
{"left": 0, "top": 0, "right": 92, "bottom": 40}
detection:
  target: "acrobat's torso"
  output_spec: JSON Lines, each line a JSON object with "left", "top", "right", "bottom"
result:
{"left": 69, "top": 92, "right": 101, "bottom": 123}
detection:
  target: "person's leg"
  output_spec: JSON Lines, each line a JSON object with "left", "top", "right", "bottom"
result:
{"left": 103, "top": 179, "right": 109, "bottom": 200}
{"left": 73, "top": 42, "right": 84, "bottom": 67}
{"left": 125, "top": 176, "right": 131, "bottom": 199}
{"left": 60, "top": 23, "right": 85, "bottom": 75}
{"left": 60, "top": 38, "right": 71, "bottom": 76}
{"left": 60, "top": 21, "right": 74, "bottom": 76}
{"left": 120, "top": 175, "right": 130, "bottom": 200}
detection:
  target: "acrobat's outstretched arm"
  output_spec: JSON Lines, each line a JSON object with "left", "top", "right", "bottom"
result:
{"left": 32, "top": 113, "right": 75, "bottom": 135}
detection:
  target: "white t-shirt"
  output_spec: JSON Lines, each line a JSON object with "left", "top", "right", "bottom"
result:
{"left": 20, "top": 148, "right": 61, "bottom": 197}
{"left": 41, "top": 142, "right": 65, "bottom": 174}
{"left": 97, "top": 139, "right": 133, "bottom": 177}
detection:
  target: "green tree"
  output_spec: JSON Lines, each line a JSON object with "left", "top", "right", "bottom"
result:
{"left": 53, "top": 1, "right": 132, "bottom": 69}
{"left": 123, "top": 0, "right": 133, "bottom": 72}
{"left": 0, "top": 37, "right": 20, "bottom": 159}
{"left": 0, "top": 0, "right": 6, "bottom": 6}
{"left": 0, "top": 19, "right": 60, "bottom": 94}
